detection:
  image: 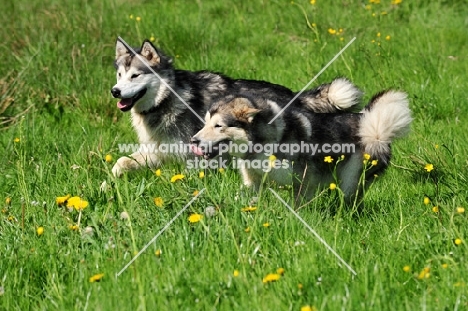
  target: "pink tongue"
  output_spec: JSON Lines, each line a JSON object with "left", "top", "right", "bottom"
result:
{"left": 117, "top": 98, "right": 133, "bottom": 109}
{"left": 190, "top": 144, "right": 205, "bottom": 156}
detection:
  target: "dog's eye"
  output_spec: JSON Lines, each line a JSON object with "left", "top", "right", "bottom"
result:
{"left": 118, "top": 72, "right": 121, "bottom": 77}
{"left": 131, "top": 74, "right": 140, "bottom": 79}
{"left": 214, "top": 124, "right": 222, "bottom": 128}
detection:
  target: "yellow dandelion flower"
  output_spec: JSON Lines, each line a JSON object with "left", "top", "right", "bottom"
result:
{"left": 5, "top": 197, "right": 11, "bottom": 205}
{"left": 298, "top": 283, "right": 303, "bottom": 289}
{"left": 391, "top": 0, "right": 402, "bottom": 4}
{"left": 328, "top": 28, "right": 337, "bottom": 35}
{"left": 403, "top": 265, "right": 411, "bottom": 272}
{"left": 263, "top": 222, "right": 270, "bottom": 227}
{"left": 241, "top": 206, "right": 257, "bottom": 212}
{"left": 432, "top": 206, "right": 439, "bottom": 213}
{"left": 14, "top": 137, "right": 20, "bottom": 143}
{"left": 155, "top": 169, "right": 161, "bottom": 177}
{"left": 244, "top": 227, "right": 251, "bottom": 233}
{"left": 188, "top": 213, "right": 202, "bottom": 223}
{"left": 301, "top": 306, "right": 317, "bottom": 311}
{"left": 56, "top": 195, "right": 71, "bottom": 205}
{"left": 457, "top": 207, "right": 465, "bottom": 213}
{"left": 329, "top": 183, "right": 337, "bottom": 190}
{"left": 372, "top": 13, "right": 376, "bottom": 17}
{"left": 66, "top": 197, "right": 89, "bottom": 210}
{"left": 371, "top": 160, "right": 378, "bottom": 166}
{"left": 193, "top": 190, "right": 199, "bottom": 196}
{"left": 371, "top": 39, "right": 376, "bottom": 43}
{"left": 36, "top": 226, "right": 44, "bottom": 236}
{"left": 312, "top": 23, "right": 316, "bottom": 27}
{"left": 198, "top": 171, "right": 205, "bottom": 179}
{"left": 340, "top": 37, "right": 344, "bottom": 41}
{"left": 129, "top": 14, "right": 134, "bottom": 19}
{"left": 377, "top": 32, "right": 381, "bottom": 37}
{"left": 363, "top": 153, "right": 371, "bottom": 160}
{"left": 136, "top": 16, "right": 141, "bottom": 22}
{"left": 69, "top": 224, "right": 79, "bottom": 231}
{"left": 423, "top": 197, "right": 430, "bottom": 205}
{"left": 89, "top": 273, "right": 104, "bottom": 283}
{"left": 170, "top": 174, "right": 185, "bottom": 183}
{"left": 277, "top": 268, "right": 285, "bottom": 275}
{"left": 455, "top": 238, "right": 462, "bottom": 245}
{"left": 424, "top": 164, "right": 434, "bottom": 172}
{"left": 441, "top": 263, "right": 448, "bottom": 269}
{"left": 269, "top": 154, "right": 277, "bottom": 162}
{"left": 417, "top": 267, "right": 430, "bottom": 280}
{"left": 435, "top": 144, "right": 439, "bottom": 149}
{"left": 324, "top": 156, "right": 333, "bottom": 163}
{"left": 105, "top": 154, "right": 112, "bottom": 163}
{"left": 233, "top": 270, "right": 240, "bottom": 277}
{"left": 154, "top": 197, "right": 164, "bottom": 208}
{"left": 218, "top": 168, "right": 225, "bottom": 173}
{"left": 150, "top": 36, "right": 155, "bottom": 42}
{"left": 385, "top": 35, "right": 391, "bottom": 40}
{"left": 262, "top": 273, "right": 281, "bottom": 283}
{"left": 155, "top": 249, "right": 162, "bottom": 257}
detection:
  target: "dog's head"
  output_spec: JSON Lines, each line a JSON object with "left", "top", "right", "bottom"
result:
{"left": 110, "top": 38, "right": 173, "bottom": 113}
{"left": 190, "top": 97, "right": 261, "bottom": 159}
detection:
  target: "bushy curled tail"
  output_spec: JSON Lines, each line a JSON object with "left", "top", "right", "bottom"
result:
{"left": 359, "top": 90, "right": 412, "bottom": 159}
{"left": 300, "top": 78, "right": 362, "bottom": 113}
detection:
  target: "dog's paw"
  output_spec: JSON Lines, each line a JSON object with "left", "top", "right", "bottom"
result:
{"left": 112, "top": 156, "right": 134, "bottom": 177}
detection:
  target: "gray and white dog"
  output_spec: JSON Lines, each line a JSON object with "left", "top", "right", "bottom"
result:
{"left": 110, "top": 39, "right": 362, "bottom": 176}
{"left": 190, "top": 91, "right": 412, "bottom": 201}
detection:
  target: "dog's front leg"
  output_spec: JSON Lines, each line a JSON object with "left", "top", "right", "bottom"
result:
{"left": 112, "top": 152, "right": 160, "bottom": 177}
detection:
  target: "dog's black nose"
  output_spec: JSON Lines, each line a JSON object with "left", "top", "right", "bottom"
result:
{"left": 111, "top": 88, "right": 121, "bottom": 98}
{"left": 190, "top": 137, "right": 200, "bottom": 145}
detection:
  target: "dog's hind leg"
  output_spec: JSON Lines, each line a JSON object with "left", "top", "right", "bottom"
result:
{"left": 337, "top": 153, "right": 365, "bottom": 209}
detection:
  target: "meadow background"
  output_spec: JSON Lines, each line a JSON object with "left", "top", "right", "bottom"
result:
{"left": 1, "top": 0, "right": 468, "bottom": 310}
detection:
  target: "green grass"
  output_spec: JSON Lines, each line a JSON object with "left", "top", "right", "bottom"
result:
{"left": 1, "top": 0, "right": 468, "bottom": 309}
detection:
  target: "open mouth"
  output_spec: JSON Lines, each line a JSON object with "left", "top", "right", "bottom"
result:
{"left": 116, "top": 88, "right": 147, "bottom": 112}
{"left": 190, "top": 141, "right": 226, "bottom": 160}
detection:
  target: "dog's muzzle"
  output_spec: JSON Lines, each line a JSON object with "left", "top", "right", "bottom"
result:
{"left": 111, "top": 88, "right": 147, "bottom": 112}
{"left": 190, "top": 137, "right": 226, "bottom": 159}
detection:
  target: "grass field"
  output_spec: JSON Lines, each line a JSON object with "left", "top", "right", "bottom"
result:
{"left": 1, "top": 0, "right": 468, "bottom": 310}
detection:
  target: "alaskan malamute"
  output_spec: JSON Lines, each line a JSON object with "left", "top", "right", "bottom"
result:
{"left": 111, "top": 38, "right": 362, "bottom": 176}
{"left": 190, "top": 91, "right": 412, "bottom": 201}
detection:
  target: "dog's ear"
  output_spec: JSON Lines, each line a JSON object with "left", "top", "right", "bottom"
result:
{"left": 141, "top": 40, "right": 161, "bottom": 65}
{"left": 115, "top": 38, "right": 129, "bottom": 59}
{"left": 244, "top": 108, "right": 261, "bottom": 123}
{"left": 232, "top": 98, "right": 261, "bottom": 123}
